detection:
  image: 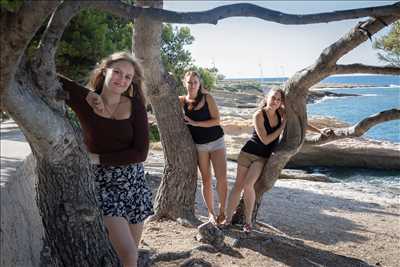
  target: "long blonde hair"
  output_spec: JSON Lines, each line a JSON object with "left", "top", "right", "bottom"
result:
{"left": 87, "top": 51, "right": 146, "bottom": 105}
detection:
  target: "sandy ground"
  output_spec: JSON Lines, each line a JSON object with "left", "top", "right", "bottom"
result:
{"left": 2, "top": 120, "right": 399, "bottom": 266}
{"left": 144, "top": 147, "right": 400, "bottom": 267}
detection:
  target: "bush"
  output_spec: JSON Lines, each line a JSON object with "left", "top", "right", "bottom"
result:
{"left": 149, "top": 123, "right": 160, "bottom": 143}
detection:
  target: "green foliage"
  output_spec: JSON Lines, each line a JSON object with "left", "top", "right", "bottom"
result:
{"left": 189, "top": 66, "right": 219, "bottom": 91}
{"left": 0, "top": 0, "right": 23, "bottom": 12}
{"left": 44, "top": 9, "right": 222, "bottom": 92}
{"left": 373, "top": 21, "right": 400, "bottom": 67}
{"left": 66, "top": 108, "right": 81, "bottom": 129}
{"left": 56, "top": 9, "right": 133, "bottom": 82}
{"left": 160, "top": 24, "right": 224, "bottom": 93}
{"left": 149, "top": 124, "right": 160, "bottom": 142}
{"left": 161, "top": 24, "right": 195, "bottom": 94}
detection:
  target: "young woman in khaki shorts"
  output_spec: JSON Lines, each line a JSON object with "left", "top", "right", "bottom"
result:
{"left": 223, "top": 87, "right": 286, "bottom": 233}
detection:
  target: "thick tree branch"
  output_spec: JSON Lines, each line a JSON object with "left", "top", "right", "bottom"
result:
{"left": 36, "top": 1, "right": 88, "bottom": 61}
{"left": 31, "top": 1, "right": 90, "bottom": 107}
{"left": 306, "top": 108, "right": 400, "bottom": 144}
{"left": 88, "top": 1, "right": 400, "bottom": 25}
{"left": 0, "top": 1, "right": 61, "bottom": 99}
{"left": 334, "top": 64, "right": 400, "bottom": 75}
{"left": 288, "top": 17, "right": 400, "bottom": 93}
{"left": 250, "top": 16, "right": 399, "bottom": 221}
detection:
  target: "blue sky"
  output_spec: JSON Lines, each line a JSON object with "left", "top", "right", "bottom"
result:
{"left": 163, "top": 1, "right": 397, "bottom": 78}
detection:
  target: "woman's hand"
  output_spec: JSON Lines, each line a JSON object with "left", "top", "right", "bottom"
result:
{"left": 86, "top": 92, "right": 104, "bottom": 113}
{"left": 278, "top": 107, "right": 287, "bottom": 126}
{"left": 184, "top": 115, "right": 198, "bottom": 126}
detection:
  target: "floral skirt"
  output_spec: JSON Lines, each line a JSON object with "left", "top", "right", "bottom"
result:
{"left": 93, "top": 163, "right": 154, "bottom": 224}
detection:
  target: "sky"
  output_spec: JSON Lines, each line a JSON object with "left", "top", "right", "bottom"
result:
{"left": 163, "top": 1, "right": 397, "bottom": 78}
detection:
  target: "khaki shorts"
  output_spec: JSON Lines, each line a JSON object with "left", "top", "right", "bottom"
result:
{"left": 237, "top": 151, "right": 266, "bottom": 168}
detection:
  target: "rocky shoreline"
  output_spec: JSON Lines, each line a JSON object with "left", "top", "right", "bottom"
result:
{"left": 216, "top": 79, "right": 363, "bottom": 105}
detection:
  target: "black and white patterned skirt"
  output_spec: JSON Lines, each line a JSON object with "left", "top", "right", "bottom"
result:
{"left": 93, "top": 163, "right": 154, "bottom": 224}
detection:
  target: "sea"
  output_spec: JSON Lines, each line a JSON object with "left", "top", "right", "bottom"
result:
{"left": 241, "top": 75, "right": 400, "bottom": 191}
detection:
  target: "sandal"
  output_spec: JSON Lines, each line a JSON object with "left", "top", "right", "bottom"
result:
{"left": 208, "top": 214, "right": 217, "bottom": 225}
{"left": 243, "top": 223, "right": 252, "bottom": 233}
{"left": 218, "top": 216, "right": 232, "bottom": 229}
{"left": 216, "top": 213, "right": 226, "bottom": 225}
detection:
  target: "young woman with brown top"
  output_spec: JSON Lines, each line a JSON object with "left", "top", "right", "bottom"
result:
{"left": 179, "top": 71, "right": 228, "bottom": 225}
{"left": 223, "top": 88, "right": 286, "bottom": 233}
{"left": 59, "top": 51, "right": 153, "bottom": 267}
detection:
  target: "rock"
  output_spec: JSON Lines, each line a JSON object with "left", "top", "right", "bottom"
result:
{"left": 192, "top": 244, "right": 218, "bottom": 253}
{"left": 177, "top": 217, "right": 195, "bottom": 227}
{"left": 180, "top": 258, "right": 212, "bottom": 267}
{"left": 138, "top": 248, "right": 152, "bottom": 267}
{"left": 1, "top": 154, "right": 44, "bottom": 267}
{"left": 280, "top": 169, "right": 333, "bottom": 182}
{"left": 289, "top": 138, "right": 400, "bottom": 170}
{"left": 307, "top": 90, "right": 360, "bottom": 104}
{"left": 196, "top": 221, "right": 225, "bottom": 250}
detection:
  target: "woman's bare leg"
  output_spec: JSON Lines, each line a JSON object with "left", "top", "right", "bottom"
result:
{"left": 103, "top": 216, "right": 138, "bottom": 267}
{"left": 210, "top": 148, "right": 228, "bottom": 219}
{"left": 198, "top": 150, "right": 215, "bottom": 222}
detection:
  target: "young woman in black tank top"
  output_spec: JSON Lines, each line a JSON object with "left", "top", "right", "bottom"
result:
{"left": 179, "top": 71, "right": 228, "bottom": 225}
{"left": 223, "top": 88, "right": 286, "bottom": 233}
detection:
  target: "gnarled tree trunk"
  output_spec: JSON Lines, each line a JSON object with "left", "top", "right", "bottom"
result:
{"left": 233, "top": 16, "right": 400, "bottom": 225}
{"left": 134, "top": 0, "right": 198, "bottom": 222}
{"left": 1, "top": 2, "right": 119, "bottom": 265}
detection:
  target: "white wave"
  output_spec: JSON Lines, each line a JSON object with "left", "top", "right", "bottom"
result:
{"left": 360, "top": 94, "right": 378, "bottom": 97}
{"left": 313, "top": 96, "right": 349, "bottom": 104}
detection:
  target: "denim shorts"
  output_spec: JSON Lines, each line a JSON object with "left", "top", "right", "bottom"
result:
{"left": 196, "top": 136, "right": 226, "bottom": 153}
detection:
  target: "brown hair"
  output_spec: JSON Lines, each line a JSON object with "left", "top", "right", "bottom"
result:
{"left": 183, "top": 70, "right": 206, "bottom": 111}
{"left": 259, "top": 87, "right": 285, "bottom": 109}
{"left": 87, "top": 51, "right": 146, "bottom": 105}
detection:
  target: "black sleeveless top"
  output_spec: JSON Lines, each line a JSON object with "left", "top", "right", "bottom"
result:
{"left": 183, "top": 96, "right": 224, "bottom": 144}
{"left": 241, "top": 109, "right": 281, "bottom": 158}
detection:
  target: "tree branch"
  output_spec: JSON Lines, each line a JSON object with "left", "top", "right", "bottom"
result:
{"left": 334, "top": 64, "right": 400, "bottom": 75}
{"left": 31, "top": 1, "right": 90, "bottom": 106}
{"left": 0, "top": 1, "right": 61, "bottom": 98}
{"left": 87, "top": 1, "right": 400, "bottom": 25}
{"left": 306, "top": 108, "right": 400, "bottom": 144}
{"left": 287, "top": 17, "right": 400, "bottom": 92}
{"left": 36, "top": 1, "right": 89, "bottom": 61}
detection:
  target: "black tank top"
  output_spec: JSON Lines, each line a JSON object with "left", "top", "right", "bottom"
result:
{"left": 241, "top": 109, "right": 281, "bottom": 158}
{"left": 183, "top": 96, "right": 224, "bottom": 144}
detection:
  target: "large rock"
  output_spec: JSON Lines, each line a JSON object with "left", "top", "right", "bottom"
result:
{"left": 1, "top": 154, "right": 44, "bottom": 267}
{"left": 288, "top": 138, "right": 400, "bottom": 170}
{"left": 196, "top": 221, "right": 225, "bottom": 250}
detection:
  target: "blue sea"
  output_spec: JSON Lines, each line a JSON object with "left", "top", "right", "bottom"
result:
{"left": 307, "top": 86, "right": 400, "bottom": 143}
{"left": 305, "top": 76, "right": 399, "bottom": 187}
{"left": 249, "top": 74, "right": 400, "bottom": 87}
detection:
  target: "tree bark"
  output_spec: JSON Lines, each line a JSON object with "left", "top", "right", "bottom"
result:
{"left": 134, "top": 0, "right": 198, "bottom": 222}
{"left": 233, "top": 16, "right": 400, "bottom": 225}
{"left": 0, "top": 1, "right": 62, "bottom": 98}
{"left": 1, "top": 2, "right": 120, "bottom": 265}
{"left": 305, "top": 108, "right": 400, "bottom": 144}
{"left": 87, "top": 1, "right": 400, "bottom": 25}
